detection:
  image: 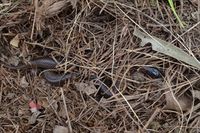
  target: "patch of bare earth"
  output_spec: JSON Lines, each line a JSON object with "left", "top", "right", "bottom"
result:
{"left": 0, "top": 0, "right": 200, "bottom": 132}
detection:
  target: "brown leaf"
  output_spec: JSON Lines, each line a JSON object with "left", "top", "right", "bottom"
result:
{"left": 28, "top": 111, "right": 41, "bottom": 124}
{"left": 132, "top": 71, "right": 146, "bottom": 82}
{"left": 6, "top": 93, "right": 15, "bottom": 99}
{"left": 68, "top": 0, "right": 78, "bottom": 8}
{"left": 58, "top": 107, "right": 67, "bottom": 119}
{"left": 36, "top": 0, "right": 68, "bottom": 31}
{"left": 51, "top": 100, "right": 59, "bottom": 110}
{"left": 53, "top": 126, "right": 69, "bottom": 133}
{"left": 190, "top": 0, "right": 198, "bottom": 5}
{"left": 10, "top": 34, "right": 20, "bottom": 47}
{"left": 191, "top": 90, "right": 200, "bottom": 99}
{"left": 37, "top": 98, "right": 49, "bottom": 108}
{"left": 46, "top": 0, "right": 67, "bottom": 17}
{"left": 75, "top": 81, "right": 97, "bottom": 95}
{"left": 20, "top": 76, "right": 29, "bottom": 88}
{"left": 18, "top": 109, "right": 26, "bottom": 116}
{"left": 165, "top": 91, "right": 192, "bottom": 112}
{"left": 7, "top": 56, "right": 20, "bottom": 66}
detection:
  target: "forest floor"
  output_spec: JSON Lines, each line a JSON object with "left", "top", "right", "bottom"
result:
{"left": 0, "top": 0, "right": 200, "bottom": 133}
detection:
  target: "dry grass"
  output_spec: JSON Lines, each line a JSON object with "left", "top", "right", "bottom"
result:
{"left": 0, "top": 0, "right": 200, "bottom": 132}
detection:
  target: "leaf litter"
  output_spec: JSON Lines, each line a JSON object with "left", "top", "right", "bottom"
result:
{"left": 0, "top": 0, "right": 200, "bottom": 132}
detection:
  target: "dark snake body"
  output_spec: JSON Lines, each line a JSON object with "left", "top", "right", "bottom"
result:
{"left": 1, "top": 57, "right": 114, "bottom": 98}
{"left": 0, "top": 57, "right": 75, "bottom": 85}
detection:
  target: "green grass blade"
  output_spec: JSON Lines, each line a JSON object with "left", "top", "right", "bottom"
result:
{"left": 168, "top": 0, "right": 185, "bottom": 28}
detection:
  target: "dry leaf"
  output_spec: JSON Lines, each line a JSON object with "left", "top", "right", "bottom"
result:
{"left": 46, "top": 0, "right": 67, "bottom": 17}
{"left": 50, "top": 100, "right": 59, "bottom": 110}
{"left": 58, "top": 107, "right": 67, "bottom": 119}
{"left": 53, "top": 125, "right": 69, "bottom": 133}
{"left": 36, "top": 0, "right": 68, "bottom": 31}
{"left": 18, "top": 109, "right": 26, "bottom": 116}
{"left": 133, "top": 28, "right": 200, "bottom": 69}
{"left": 132, "top": 71, "right": 146, "bottom": 82}
{"left": 68, "top": 0, "right": 78, "bottom": 8}
{"left": 191, "top": 90, "right": 200, "bottom": 99}
{"left": 10, "top": 34, "right": 20, "bottom": 47}
{"left": 6, "top": 93, "right": 15, "bottom": 99}
{"left": 28, "top": 111, "right": 41, "bottom": 124}
{"left": 121, "top": 24, "right": 128, "bottom": 38}
{"left": 191, "top": 11, "right": 199, "bottom": 20}
{"left": 38, "top": 98, "right": 49, "bottom": 108}
{"left": 38, "top": 0, "right": 67, "bottom": 17}
{"left": 20, "top": 76, "right": 29, "bottom": 88}
{"left": 75, "top": 81, "right": 97, "bottom": 95}
{"left": 165, "top": 91, "right": 192, "bottom": 112}
{"left": 190, "top": 0, "right": 198, "bottom": 5}
{"left": 7, "top": 56, "right": 20, "bottom": 66}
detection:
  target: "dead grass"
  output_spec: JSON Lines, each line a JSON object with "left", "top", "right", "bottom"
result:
{"left": 0, "top": 0, "right": 200, "bottom": 132}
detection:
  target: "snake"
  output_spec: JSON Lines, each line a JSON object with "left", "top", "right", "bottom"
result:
{"left": 0, "top": 57, "right": 77, "bottom": 85}
{"left": 0, "top": 57, "right": 113, "bottom": 98}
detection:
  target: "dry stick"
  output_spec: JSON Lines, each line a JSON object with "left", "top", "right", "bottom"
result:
{"left": 171, "top": 21, "right": 200, "bottom": 43}
{"left": 60, "top": 87, "right": 72, "bottom": 133}
{"left": 0, "top": 82, "right": 3, "bottom": 104}
{"left": 41, "top": 121, "right": 46, "bottom": 133}
{"left": 143, "top": 108, "right": 161, "bottom": 130}
{"left": 25, "top": 41, "right": 59, "bottom": 51}
{"left": 31, "top": 0, "right": 38, "bottom": 40}
{"left": 165, "top": 77, "right": 184, "bottom": 133}
{"left": 111, "top": 7, "right": 117, "bottom": 82}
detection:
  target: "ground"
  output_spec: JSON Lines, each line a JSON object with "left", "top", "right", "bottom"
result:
{"left": 0, "top": 0, "right": 200, "bottom": 133}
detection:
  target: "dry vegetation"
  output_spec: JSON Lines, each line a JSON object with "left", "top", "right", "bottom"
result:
{"left": 0, "top": 0, "right": 200, "bottom": 132}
